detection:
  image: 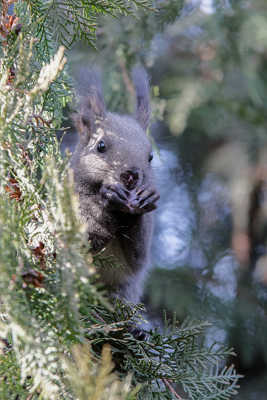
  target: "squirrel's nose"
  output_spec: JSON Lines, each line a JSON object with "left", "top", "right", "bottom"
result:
{"left": 120, "top": 170, "right": 139, "bottom": 190}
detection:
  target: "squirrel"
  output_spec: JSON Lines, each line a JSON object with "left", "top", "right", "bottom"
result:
{"left": 71, "top": 67, "right": 160, "bottom": 304}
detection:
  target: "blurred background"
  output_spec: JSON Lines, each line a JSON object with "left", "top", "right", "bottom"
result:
{"left": 62, "top": 0, "right": 267, "bottom": 398}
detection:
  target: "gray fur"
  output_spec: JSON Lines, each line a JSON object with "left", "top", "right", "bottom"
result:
{"left": 71, "top": 68, "right": 159, "bottom": 303}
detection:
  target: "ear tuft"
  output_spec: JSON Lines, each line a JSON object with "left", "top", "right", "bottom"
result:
{"left": 131, "top": 66, "right": 151, "bottom": 131}
{"left": 84, "top": 85, "right": 106, "bottom": 119}
{"left": 74, "top": 68, "right": 106, "bottom": 136}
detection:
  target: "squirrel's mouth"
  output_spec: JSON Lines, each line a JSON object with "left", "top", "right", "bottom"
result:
{"left": 120, "top": 170, "right": 139, "bottom": 191}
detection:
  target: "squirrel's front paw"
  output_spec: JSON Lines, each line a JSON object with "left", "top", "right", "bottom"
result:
{"left": 129, "top": 185, "right": 160, "bottom": 214}
{"left": 100, "top": 184, "right": 130, "bottom": 212}
{"left": 100, "top": 183, "right": 160, "bottom": 215}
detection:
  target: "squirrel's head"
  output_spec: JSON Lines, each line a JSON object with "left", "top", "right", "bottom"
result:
{"left": 72, "top": 67, "right": 154, "bottom": 192}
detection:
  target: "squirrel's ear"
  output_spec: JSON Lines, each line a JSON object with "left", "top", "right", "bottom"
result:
{"left": 73, "top": 69, "right": 106, "bottom": 137}
{"left": 83, "top": 84, "right": 106, "bottom": 120}
{"left": 131, "top": 66, "right": 151, "bottom": 131}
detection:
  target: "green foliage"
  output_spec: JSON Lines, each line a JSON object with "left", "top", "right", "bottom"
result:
{"left": 73, "top": 301, "right": 242, "bottom": 400}
{"left": 0, "top": 1, "right": 242, "bottom": 399}
{"left": 24, "top": 0, "right": 154, "bottom": 49}
{"left": 0, "top": 348, "right": 39, "bottom": 400}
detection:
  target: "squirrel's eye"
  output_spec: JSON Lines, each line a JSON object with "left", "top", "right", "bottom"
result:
{"left": 148, "top": 152, "right": 153, "bottom": 162}
{"left": 97, "top": 140, "right": 106, "bottom": 153}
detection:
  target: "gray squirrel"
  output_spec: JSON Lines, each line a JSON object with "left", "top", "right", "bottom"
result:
{"left": 71, "top": 67, "right": 160, "bottom": 304}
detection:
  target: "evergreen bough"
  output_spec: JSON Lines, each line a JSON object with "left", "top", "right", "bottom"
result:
{"left": 0, "top": 1, "right": 241, "bottom": 399}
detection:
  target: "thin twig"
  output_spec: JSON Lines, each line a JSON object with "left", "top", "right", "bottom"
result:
{"left": 162, "top": 378, "right": 185, "bottom": 400}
